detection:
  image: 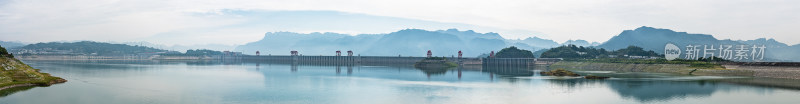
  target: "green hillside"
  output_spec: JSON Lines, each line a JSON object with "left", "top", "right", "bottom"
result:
{"left": 494, "top": 46, "right": 535, "bottom": 58}
{"left": 0, "top": 46, "right": 66, "bottom": 92}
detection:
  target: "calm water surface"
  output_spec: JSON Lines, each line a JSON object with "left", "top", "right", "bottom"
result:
{"left": 1, "top": 60, "right": 799, "bottom": 104}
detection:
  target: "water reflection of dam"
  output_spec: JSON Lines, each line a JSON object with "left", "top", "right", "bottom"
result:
{"left": 246, "top": 60, "right": 539, "bottom": 80}
{"left": 239, "top": 55, "right": 561, "bottom": 66}
{"left": 480, "top": 64, "right": 535, "bottom": 76}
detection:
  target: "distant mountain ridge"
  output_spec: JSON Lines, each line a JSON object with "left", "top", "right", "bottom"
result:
{"left": 597, "top": 26, "right": 798, "bottom": 62}
{"left": 0, "top": 41, "right": 27, "bottom": 48}
{"left": 235, "top": 32, "right": 382, "bottom": 56}
{"left": 8, "top": 26, "right": 797, "bottom": 61}
{"left": 236, "top": 27, "right": 799, "bottom": 61}
{"left": 562, "top": 40, "right": 600, "bottom": 47}
{"left": 15, "top": 41, "right": 168, "bottom": 55}
{"left": 507, "top": 37, "right": 560, "bottom": 48}
{"left": 235, "top": 29, "right": 549, "bottom": 57}
{"left": 120, "top": 41, "right": 235, "bottom": 52}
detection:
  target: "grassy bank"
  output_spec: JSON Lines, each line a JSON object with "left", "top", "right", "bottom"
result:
{"left": 414, "top": 57, "right": 458, "bottom": 68}
{"left": 550, "top": 60, "right": 753, "bottom": 76}
{"left": 0, "top": 57, "right": 67, "bottom": 91}
{"left": 567, "top": 58, "right": 726, "bottom": 69}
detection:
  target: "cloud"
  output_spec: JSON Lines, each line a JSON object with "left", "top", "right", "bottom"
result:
{"left": 0, "top": 0, "right": 798, "bottom": 45}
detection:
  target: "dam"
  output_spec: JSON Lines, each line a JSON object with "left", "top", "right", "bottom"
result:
{"left": 235, "top": 55, "right": 562, "bottom": 66}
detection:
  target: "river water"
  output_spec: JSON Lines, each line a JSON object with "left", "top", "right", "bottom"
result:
{"left": 1, "top": 60, "right": 799, "bottom": 104}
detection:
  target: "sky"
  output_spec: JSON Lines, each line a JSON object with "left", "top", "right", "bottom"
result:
{"left": 1, "top": 0, "right": 799, "bottom": 46}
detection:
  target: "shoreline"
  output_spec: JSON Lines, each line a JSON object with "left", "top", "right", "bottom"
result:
{"left": 549, "top": 61, "right": 800, "bottom": 89}
{"left": 551, "top": 61, "right": 800, "bottom": 79}
{"left": 723, "top": 65, "right": 800, "bottom": 79}
{"left": 715, "top": 77, "right": 800, "bottom": 90}
{"left": 0, "top": 56, "right": 68, "bottom": 92}
{"left": 0, "top": 84, "right": 37, "bottom": 91}
{"left": 0, "top": 78, "right": 67, "bottom": 91}
{"left": 549, "top": 61, "right": 755, "bottom": 77}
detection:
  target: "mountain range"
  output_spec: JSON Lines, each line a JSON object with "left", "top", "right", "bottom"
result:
{"left": 235, "top": 29, "right": 520, "bottom": 57}
{"left": 234, "top": 27, "right": 605, "bottom": 57}
{"left": 0, "top": 41, "right": 27, "bottom": 48}
{"left": 5, "top": 26, "right": 798, "bottom": 62}
{"left": 597, "top": 26, "right": 798, "bottom": 62}
{"left": 235, "top": 28, "right": 595, "bottom": 57}
{"left": 236, "top": 26, "right": 799, "bottom": 62}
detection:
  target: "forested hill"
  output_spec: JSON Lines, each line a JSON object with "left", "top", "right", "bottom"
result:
{"left": 0, "top": 45, "right": 66, "bottom": 92}
{"left": 540, "top": 45, "right": 662, "bottom": 59}
{"left": 15, "top": 41, "right": 167, "bottom": 55}
{"left": 494, "top": 46, "right": 535, "bottom": 58}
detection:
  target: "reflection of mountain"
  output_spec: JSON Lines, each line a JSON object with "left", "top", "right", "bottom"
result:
{"left": 415, "top": 67, "right": 452, "bottom": 76}
{"left": 546, "top": 79, "right": 719, "bottom": 102}
{"left": 543, "top": 79, "right": 605, "bottom": 88}
{"left": 481, "top": 66, "right": 535, "bottom": 76}
{"left": 607, "top": 81, "right": 717, "bottom": 102}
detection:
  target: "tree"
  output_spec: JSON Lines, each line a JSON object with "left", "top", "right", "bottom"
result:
{"left": 186, "top": 49, "right": 223, "bottom": 56}
{"left": 540, "top": 45, "right": 662, "bottom": 59}
{"left": 540, "top": 45, "right": 587, "bottom": 58}
{"left": 614, "top": 46, "right": 659, "bottom": 56}
{"left": 0, "top": 45, "right": 8, "bottom": 55}
{"left": 0, "top": 45, "right": 12, "bottom": 58}
{"left": 494, "top": 46, "right": 535, "bottom": 58}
